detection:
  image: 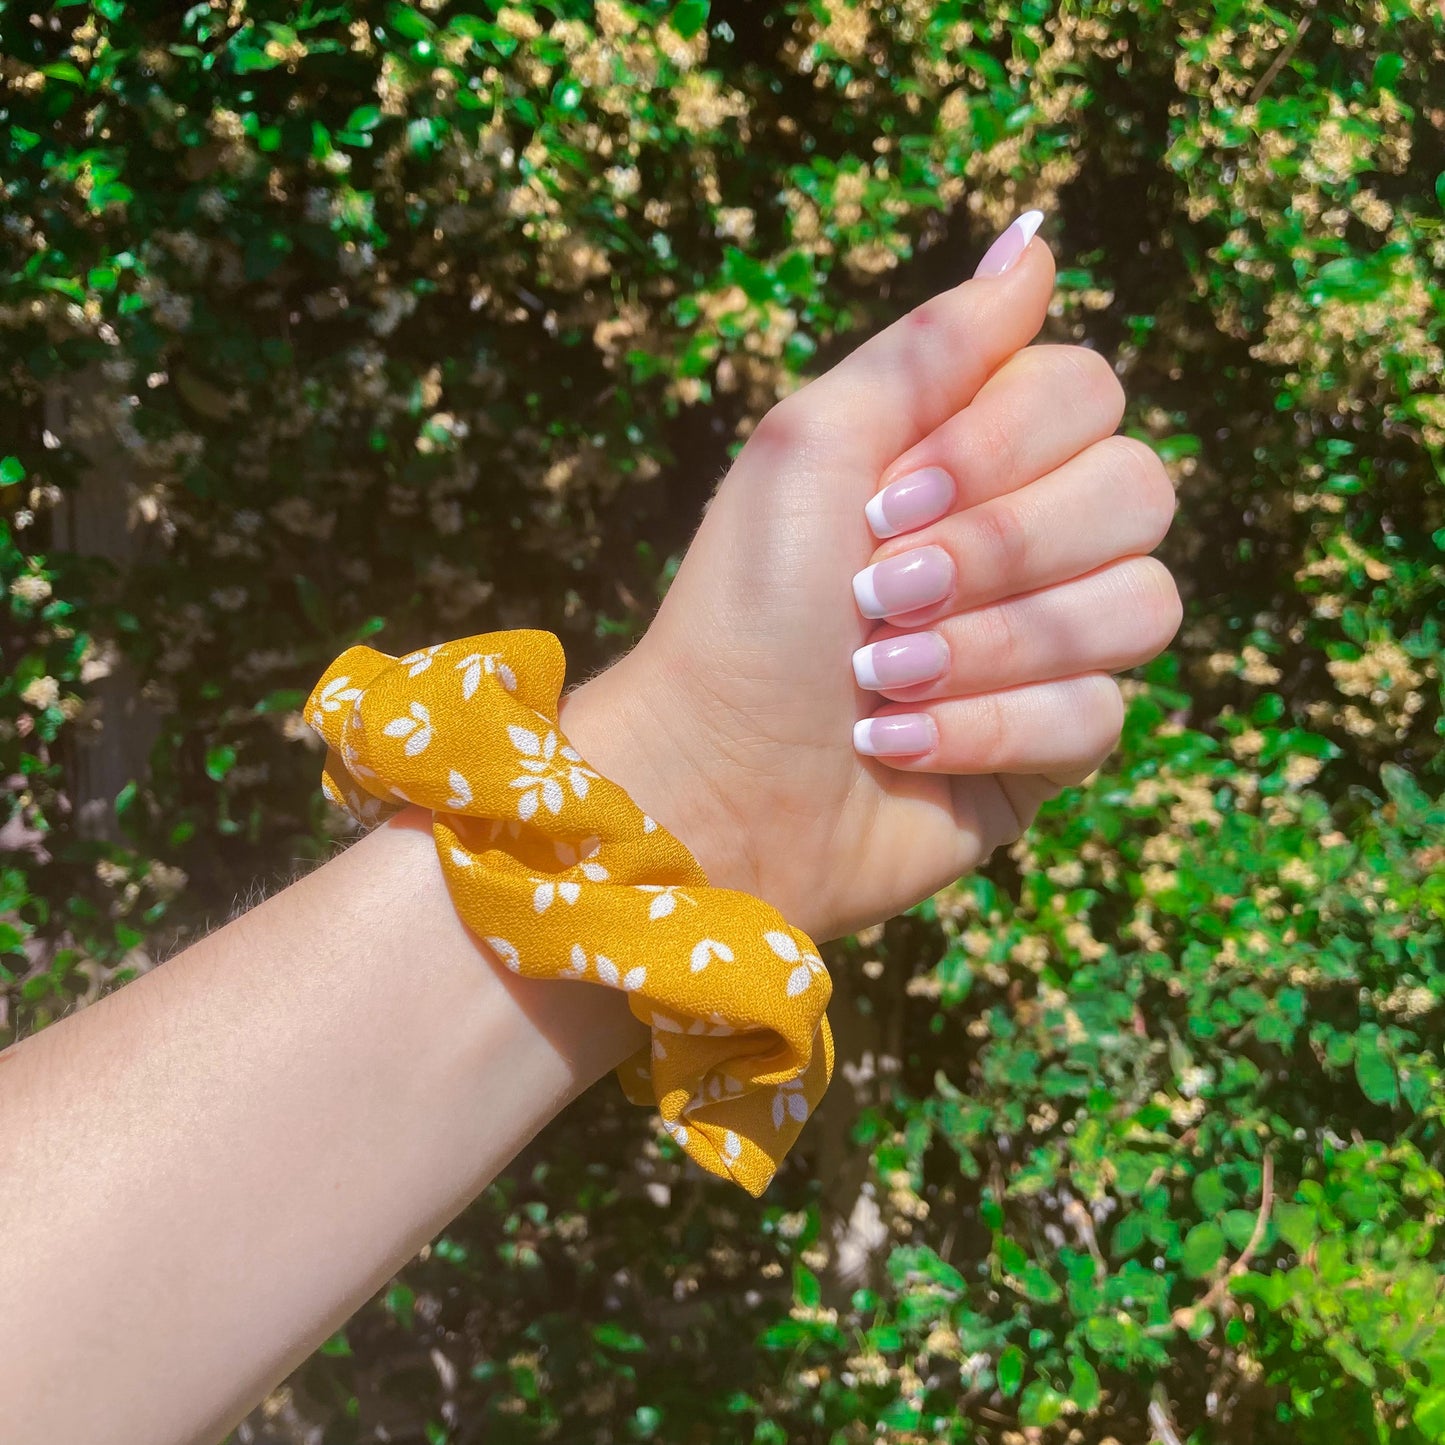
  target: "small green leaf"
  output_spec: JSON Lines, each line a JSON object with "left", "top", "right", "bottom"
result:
{"left": 204, "top": 744, "right": 237, "bottom": 782}
{"left": 1181, "top": 1222, "right": 1227, "bottom": 1278}
{"left": 997, "top": 1344, "right": 1025, "bottom": 1397}
{"left": 0, "top": 455, "right": 25, "bottom": 485}
{"left": 42, "top": 61, "right": 86, "bottom": 84}
{"left": 1354, "top": 1031, "right": 1398, "bottom": 1107}
{"left": 671, "top": 0, "right": 710, "bottom": 39}
{"left": 1019, "top": 1380, "right": 1065, "bottom": 1427}
{"left": 593, "top": 1322, "right": 647, "bottom": 1353}
{"left": 345, "top": 103, "right": 383, "bottom": 133}
{"left": 1068, "top": 1355, "right": 1101, "bottom": 1413}
{"left": 385, "top": 2, "right": 435, "bottom": 41}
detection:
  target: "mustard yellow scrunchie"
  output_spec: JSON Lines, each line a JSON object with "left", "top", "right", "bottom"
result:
{"left": 305, "top": 630, "right": 833, "bottom": 1196}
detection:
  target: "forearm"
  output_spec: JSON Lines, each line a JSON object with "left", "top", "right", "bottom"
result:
{"left": 0, "top": 751, "right": 647, "bottom": 1444}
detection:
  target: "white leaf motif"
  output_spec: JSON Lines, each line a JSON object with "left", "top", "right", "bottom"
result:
{"left": 446, "top": 770, "right": 472, "bottom": 808}
{"left": 318, "top": 675, "right": 361, "bottom": 712}
{"left": 622, "top": 966, "right": 646, "bottom": 991}
{"left": 690, "top": 938, "right": 735, "bottom": 973}
{"left": 650, "top": 892, "right": 676, "bottom": 920}
{"left": 786, "top": 964, "right": 814, "bottom": 997}
{"left": 764, "top": 930, "right": 801, "bottom": 962}
{"left": 485, "top": 937, "right": 520, "bottom": 973}
{"left": 508, "top": 725, "right": 542, "bottom": 757}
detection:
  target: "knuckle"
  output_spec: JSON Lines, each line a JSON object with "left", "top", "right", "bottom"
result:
{"left": 963, "top": 400, "right": 1023, "bottom": 492}
{"left": 747, "top": 387, "right": 827, "bottom": 458}
{"left": 1081, "top": 675, "right": 1126, "bottom": 757}
{"left": 1127, "top": 556, "right": 1184, "bottom": 645}
{"left": 972, "top": 690, "right": 1012, "bottom": 768}
{"left": 1055, "top": 344, "right": 1127, "bottom": 428}
{"left": 968, "top": 496, "right": 1030, "bottom": 581}
{"left": 1108, "top": 435, "right": 1175, "bottom": 539}
{"left": 970, "top": 600, "right": 1019, "bottom": 673}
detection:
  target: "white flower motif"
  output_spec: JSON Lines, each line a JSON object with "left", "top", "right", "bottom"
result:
{"left": 555, "top": 837, "right": 609, "bottom": 881}
{"left": 445, "top": 770, "right": 472, "bottom": 809}
{"left": 346, "top": 789, "right": 383, "bottom": 826}
{"left": 662, "top": 1118, "right": 689, "bottom": 1148}
{"left": 722, "top": 1130, "right": 742, "bottom": 1165}
{"left": 399, "top": 645, "right": 442, "bottom": 677}
{"left": 772, "top": 1077, "right": 810, "bottom": 1130}
{"left": 690, "top": 938, "right": 735, "bottom": 973}
{"left": 508, "top": 722, "right": 598, "bottom": 821}
{"left": 485, "top": 936, "right": 521, "bottom": 973}
{"left": 312, "top": 674, "right": 361, "bottom": 725}
{"left": 561, "top": 944, "right": 645, "bottom": 991}
{"left": 532, "top": 879, "right": 581, "bottom": 913}
{"left": 765, "top": 929, "right": 827, "bottom": 997}
{"left": 382, "top": 701, "right": 433, "bottom": 756}
{"left": 456, "top": 651, "right": 517, "bottom": 699}
{"left": 449, "top": 847, "right": 474, "bottom": 868}
{"left": 637, "top": 884, "right": 695, "bottom": 920}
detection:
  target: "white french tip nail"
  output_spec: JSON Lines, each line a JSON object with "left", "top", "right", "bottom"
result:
{"left": 852, "top": 563, "right": 886, "bottom": 620}
{"left": 851, "top": 644, "right": 881, "bottom": 690}
{"left": 852, "top": 719, "right": 877, "bottom": 755}
{"left": 864, "top": 491, "right": 898, "bottom": 540}
{"left": 1016, "top": 209, "right": 1046, "bottom": 244}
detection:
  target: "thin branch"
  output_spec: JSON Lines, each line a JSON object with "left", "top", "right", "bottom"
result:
{"left": 1149, "top": 1384, "right": 1186, "bottom": 1445}
{"left": 1199, "top": 1151, "right": 1275, "bottom": 1314}
{"left": 1248, "top": 10, "right": 1314, "bottom": 105}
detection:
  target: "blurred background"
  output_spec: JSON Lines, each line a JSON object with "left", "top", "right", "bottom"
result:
{"left": 2, "top": 2, "right": 1443, "bottom": 1441}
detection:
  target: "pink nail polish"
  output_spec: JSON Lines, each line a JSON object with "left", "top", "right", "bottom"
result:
{"left": 852, "top": 632, "right": 949, "bottom": 691}
{"left": 852, "top": 546, "right": 954, "bottom": 620}
{"left": 865, "top": 467, "right": 955, "bottom": 540}
{"left": 852, "top": 714, "right": 937, "bottom": 757}
{"left": 973, "top": 209, "right": 1045, "bottom": 279}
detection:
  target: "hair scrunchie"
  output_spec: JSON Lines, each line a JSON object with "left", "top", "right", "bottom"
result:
{"left": 305, "top": 630, "right": 833, "bottom": 1196}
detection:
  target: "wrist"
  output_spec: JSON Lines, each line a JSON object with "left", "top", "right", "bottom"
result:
{"left": 558, "top": 648, "right": 758, "bottom": 903}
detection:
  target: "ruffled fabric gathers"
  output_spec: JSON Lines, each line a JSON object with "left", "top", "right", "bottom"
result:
{"left": 305, "top": 629, "right": 833, "bottom": 1196}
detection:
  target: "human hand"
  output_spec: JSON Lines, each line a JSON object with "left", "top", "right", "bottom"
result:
{"left": 566, "top": 215, "right": 1181, "bottom": 942}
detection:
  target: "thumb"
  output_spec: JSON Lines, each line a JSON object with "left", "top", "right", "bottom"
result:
{"left": 783, "top": 211, "right": 1055, "bottom": 475}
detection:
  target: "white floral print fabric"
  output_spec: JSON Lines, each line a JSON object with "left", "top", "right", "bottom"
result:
{"left": 307, "top": 629, "right": 833, "bottom": 1197}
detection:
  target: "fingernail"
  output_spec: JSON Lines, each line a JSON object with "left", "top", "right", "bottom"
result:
{"left": 973, "top": 209, "right": 1045, "bottom": 279}
{"left": 852, "top": 546, "right": 954, "bottom": 620}
{"left": 865, "top": 467, "right": 955, "bottom": 540}
{"left": 853, "top": 714, "right": 938, "bottom": 757}
{"left": 852, "top": 631, "right": 949, "bottom": 691}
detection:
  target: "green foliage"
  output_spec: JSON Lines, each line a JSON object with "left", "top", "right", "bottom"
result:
{"left": 2, "top": 1, "right": 1442, "bottom": 1442}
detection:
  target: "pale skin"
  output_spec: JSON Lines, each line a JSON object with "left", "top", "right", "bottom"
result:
{"left": 0, "top": 220, "right": 1180, "bottom": 1444}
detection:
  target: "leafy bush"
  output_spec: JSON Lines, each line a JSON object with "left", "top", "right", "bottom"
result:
{"left": 2, "top": 1, "right": 1441, "bottom": 1441}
